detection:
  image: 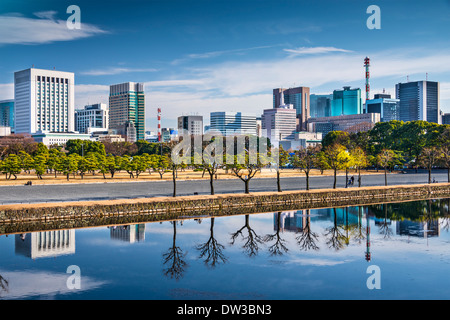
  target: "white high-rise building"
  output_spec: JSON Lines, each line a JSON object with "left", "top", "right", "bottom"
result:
{"left": 14, "top": 68, "right": 75, "bottom": 134}
{"left": 209, "top": 111, "right": 257, "bottom": 136}
{"left": 75, "top": 103, "right": 109, "bottom": 134}
{"left": 261, "top": 104, "right": 297, "bottom": 145}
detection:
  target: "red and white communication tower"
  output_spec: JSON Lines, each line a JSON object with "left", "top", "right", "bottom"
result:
{"left": 157, "top": 108, "right": 161, "bottom": 142}
{"left": 364, "top": 56, "right": 370, "bottom": 101}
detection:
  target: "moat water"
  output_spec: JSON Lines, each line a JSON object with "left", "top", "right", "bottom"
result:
{"left": 1, "top": 198, "right": 450, "bottom": 300}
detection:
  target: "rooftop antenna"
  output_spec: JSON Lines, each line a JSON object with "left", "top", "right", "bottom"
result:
{"left": 407, "top": 75, "right": 409, "bottom": 82}
{"left": 426, "top": 73, "right": 428, "bottom": 81}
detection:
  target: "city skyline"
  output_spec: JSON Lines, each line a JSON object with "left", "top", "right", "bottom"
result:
{"left": 1, "top": 0, "right": 450, "bottom": 131}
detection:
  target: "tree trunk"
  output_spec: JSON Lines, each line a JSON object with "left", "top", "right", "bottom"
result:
{"left": 244, "top": 179, "right": 249, "bottom": 194}
{"left": 277, "top": 170, "right": 281, "bottom": 192}
{"left": 333, "top": 168, "right": 337, "bottom": 189}
{"left": 306, "top": 171, "right": 310, "bottom": 190}
{"left": 358, "top": 167, "right": 361, "bottom": 187}
{"left": 448, "top": 167, "right": 450, "bottom": 183}
{"left": 172, "top": 166, "right": 177, "bottom": 197}
{"left": 384, "top": 167, "right": 387, "bottom": 186}
{"left": 210, "top": 173, "right": 215, "bottom": 195}
{"left": 345, "top": 168, "right": 348, "bottom": 188}
{"left": 428, "top": 168, "right": 431, "bottom": 184}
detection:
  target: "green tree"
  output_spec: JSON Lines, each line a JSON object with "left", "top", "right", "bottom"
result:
{"left": 376, "top": 149, "right": 396, "bottom": 186}
{"left": 350, "top": 147, "right": 369, "bottom": 187}
{"left": 47, "top": 148, "right": 64, "bottom": 178}
{"left": 33, "top": 153, "right": 48, "bottom": 179}
{"left": 417, "top": 146, "right": 442, "bottom": 184}
{"left": 291, "top": 145, "right": 320, "bottom": 190}
{"left": 321, "top": 131, "right": 350, "bottom": 149}
{"left": 18, "top": 150, "right": 34, "bottom": 174}
{"left": 62, "top": 154, "right": 80, "bottom": 181}
{"left": 1, "top": 154, "right": 22, "bottom": 180}
{"left": 323, "top": 143, "right": 348, "bottom": 189}
{"left": 152, "top": 154, "right": 171, "bottom": 179}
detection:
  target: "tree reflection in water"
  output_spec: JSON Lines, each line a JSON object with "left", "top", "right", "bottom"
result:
{"left": 263, "top": 212, "right": 288, "bottom": 256}
{"left": 162, "top": 221, "right": 187, "bottom": 281}
{"left": 230, "top": 214, "right": 263, "bottom": 257}
{"left": 296, "top": 210, "right": 319, "bottom": 251}
{"left": 0, "top": 275, "right": 8, "bottom": 296}
{"left": 323, "top": 208, "right": 348, "bottom": 251}
{"left": 196, "top": 217, "right": 227, "bottom": 268}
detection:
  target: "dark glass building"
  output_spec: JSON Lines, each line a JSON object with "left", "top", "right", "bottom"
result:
{"left": 395, "top": 80, "right": 440, "bottom": 124}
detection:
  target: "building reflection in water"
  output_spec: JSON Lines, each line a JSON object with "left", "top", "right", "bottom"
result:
{"left": 108, "top": 224, "right": 145, "bottom": 243}
{"left": 15, "top": 230, "right": 75, "bottom": 259}
{"left": 396, "top": 220, "right": 440, "bottom": 238}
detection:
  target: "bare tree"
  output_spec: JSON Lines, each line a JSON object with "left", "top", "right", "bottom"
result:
{"left": 162, "top": 221, "right": 188, "bottom": 280}
{"left": 196, "top": 218, "right": 227, "bottom": 268}
{"left": 263, "top": 212, "right": 288, "bottom": 256}
{"left": 230, "top": 215, "right": 263, "bottom": 257}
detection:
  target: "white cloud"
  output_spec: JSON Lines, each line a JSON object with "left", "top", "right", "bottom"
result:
{"left": 80, "top": 67, "right": 157, "bottom": 76}
{"left": 0, "top": 13, "right": 106, "bottom": 45}
{"left": 0, "top": 269, "right": 108, "bottom": 299}
{"left": 283, "top": 46, "right": 353, "bottom": 56}
{"left": 172, "top": 45, "right": 277, "bottom": 65}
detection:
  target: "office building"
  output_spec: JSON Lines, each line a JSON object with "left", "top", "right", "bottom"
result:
{"left": 395, "top": 80, "right": 440, "bottom": 124}
{"left": 32, "top": 131, "right": 93, "bottom": 146}
{"left": 0, "top": 99, "right": 14, "bottom": 133}
{"left": 310, "top": 94, "right": 332, "bottom": 118}
{"left": 178, "top": 115, "right": 203, "bottom": 135}
{"left": 273, "top": 86, "right": 310, "bottom": 131}
{"left": 331, "top": 87, "right": 362, "bottom": 116}
{"left": 14, "top": 68, "right": 75, "bottom": 134}
{"left": 442, "top": 113, "right": 450, "bottom": 125}
{"left": 279, "top": 131, "right": 322, "bottom": 151}
{"left": 15, "top": 230, "right": 75, "bottom": 259}
{"left": 109, "top": 82, "right": 145, "bottom": 141}
{"left": 75, "top": 103, "right": 109, "bottom": 134}
{"left": 308, "top": 113, "right": 380, "bottom": 136}
{"left": 365, "top": 93, "right": 400, "bottom": 122}
{"left": 209, "top": 111, "right": 257, "bottom": 136}
{"left": 261, "top": 104, "right": 297, "bottom": 145}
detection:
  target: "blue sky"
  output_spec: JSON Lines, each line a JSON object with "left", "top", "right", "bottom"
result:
{"left": 1, "top": 0, "right": 450, "bottom": 130}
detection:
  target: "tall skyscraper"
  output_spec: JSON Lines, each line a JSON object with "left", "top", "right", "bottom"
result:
{"left": 14, "top": 68, "right": 75, "bottom": 134}
{"left": 75, "top": 103, "right": 109, "bottom": 134}
{"left": 331, "top": 87, "right": 362, "bottom": 117}
{"left": 310, "top": 94, "right": 332, "bottom": 118}
{"left": 109, "top": 82, "right": 145, "bottom": 141}
{"left": 0, "top": 99, "right": 14, "bottom": 133}
{"left": 395, "top": 80, "right": 440, "bottom": 124}
{"left": 178, "top": 115, "right": 203, "bottom": 135}
{"left": 209, "top": 111, "right": 257, "bottom": 136}
{"left": 273, "top": 86, "right": 310, "bottom": 131}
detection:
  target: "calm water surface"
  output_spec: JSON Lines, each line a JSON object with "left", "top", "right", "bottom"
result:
{"left": 1, "top": 198, "right": 450, "bottom": 300}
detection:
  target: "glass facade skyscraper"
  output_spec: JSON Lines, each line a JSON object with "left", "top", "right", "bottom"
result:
{"left": 310, "top": 94, "right": 332, "bottom": 118}
{"left": 0, "top": 99, "right": 14, "bottom": 132}
{"left": 109, "top": 82, "right": 145, "bottom": 141}
{"left": 331, "top": 87, "right": 362, "bottom": 116}
{"left": 395, "top": 80, "right": 440, "bottom": 124}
